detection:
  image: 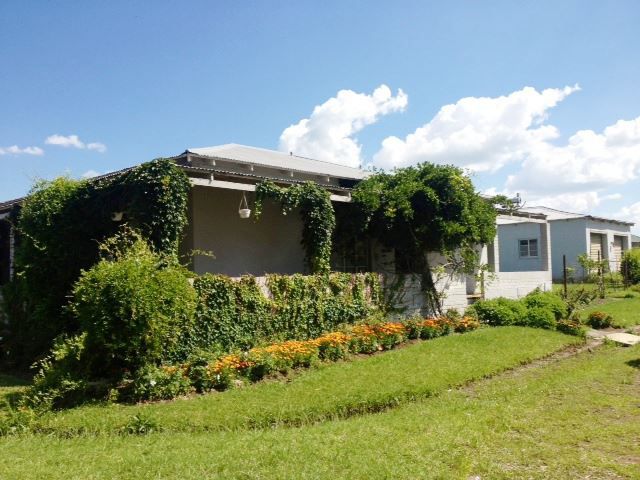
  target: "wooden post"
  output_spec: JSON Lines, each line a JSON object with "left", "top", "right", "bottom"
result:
{"left": 563, "top": 254, "right": 568, "bottom": 297}
{"left": 597, "top": 250, "right": 605, "bottom": 299}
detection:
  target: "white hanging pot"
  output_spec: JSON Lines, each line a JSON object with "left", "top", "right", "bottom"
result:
{"left": 238, "top": 192, "right": 251, "bottom": 219}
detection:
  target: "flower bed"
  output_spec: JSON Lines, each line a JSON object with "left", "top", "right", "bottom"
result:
{"left": 136, "top": 316, "right": 481, "bottom": 399}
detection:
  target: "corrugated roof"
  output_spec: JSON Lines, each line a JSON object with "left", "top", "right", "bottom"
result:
{"left": 184, "top": 144, "right": 367, "bottom": 180}
{"left": 521, "top": 206, "right": 634, "bottom": 226}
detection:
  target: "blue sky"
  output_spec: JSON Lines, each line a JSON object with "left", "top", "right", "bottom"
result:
{"left": 2, "top": 1, "right": 640, "bottom": 231}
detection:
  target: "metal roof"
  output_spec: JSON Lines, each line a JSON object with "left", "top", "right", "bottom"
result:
{"left": 521, "top": 206, "right": 634, "bottom": 226}
{"left": 183, "top": 144, "right": 367, "bottom": 180}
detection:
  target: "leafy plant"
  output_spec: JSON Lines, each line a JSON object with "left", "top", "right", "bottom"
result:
{"left": 126, "top": 364, "right": 192, "bottom": 402}
{"left": 586, "top": 311, "right": 614, "bottom": 329}
{"left": 524, "top": 307, "right": 557, "bottom": 330}
{"left": 3, "top": 159, "right": 190, "bottom": 368}
{"left": 556, "top": 319, "right": 586, "bottom": 337}
{"left": 70, "top": 231, "right": 197, "bottom": 379}
{"left": 350, "top": 163, "right": 497, "bottom": 315}
{"left": 621, "top": 249, "right": 640, "bottom": 285}
{"left": 522, "top": 290, "right": 567, "bottom": 321}
{"left": 190, "top": 272, "right": 382, "bottom": 353}
{"left": 255, "top": 181, "right": 335, "bottom": 274}
{"left": 466, "top": 298, "right": 528, "bottom": 326}
{"left": 123, "top": 412, "right": 160, "bottom": 435}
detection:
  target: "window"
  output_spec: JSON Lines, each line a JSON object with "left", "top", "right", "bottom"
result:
{"left": 519, "top": 239, "right": 538, "bottom": 258}
{"left": 331, "top": 237, "right": 372, "bottom": 273}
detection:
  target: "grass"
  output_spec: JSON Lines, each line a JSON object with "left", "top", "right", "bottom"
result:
{"left": 0, "top": 341, "right": 637, "bottom": 478}
{"left": 552, "top": 282, "right": 640, "bottom": 328}
{"left": 0, "top": 374, "right": 28, "bottom": 407}
{"left": 581, "top": 295, "right": 640, "bottom": 328}
{"left": 23, "top": 327, "right": 579, "bottom": 435}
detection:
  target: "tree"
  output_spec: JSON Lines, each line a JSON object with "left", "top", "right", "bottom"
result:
{"left": 351, "top": 163, "right": 498, "bottom": 314}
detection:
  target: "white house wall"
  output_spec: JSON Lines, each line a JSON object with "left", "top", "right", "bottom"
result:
{"left": 485, "top": 271, "right": 552, "bottom": 300}
{"left": 547, "top": 219, "right": 588, "bottom": 281}
{"left": 546, "top": 218, "right": 632, "bottom": 280}
{"left": 584, "top": 219, "right": 631, "bottom": 274}
{"left": 188, "top": 186, "right": 306, "bottom": 276}
{"left": 497, "top": 222, "right": 545, "bottom": 272}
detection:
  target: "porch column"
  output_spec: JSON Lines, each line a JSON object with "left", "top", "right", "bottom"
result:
{"left": 540, "top": 222, "right": 552, "bottom": 272}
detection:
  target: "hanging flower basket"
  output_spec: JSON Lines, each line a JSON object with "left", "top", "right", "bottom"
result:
{"left": 238, "top": 192, "right": 251, "bottom": 219}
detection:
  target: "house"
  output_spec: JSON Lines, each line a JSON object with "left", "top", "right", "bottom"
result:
{"left": 632, "top": 234, "right": 640, "bottom": 249}
{"left": 520, "top": 206, "right": 634, "bottom": 281}
{"left": 0, "top": 144, "right": 552, "bottom": 314}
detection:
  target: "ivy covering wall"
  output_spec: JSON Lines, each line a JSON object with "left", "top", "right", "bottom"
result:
{"left": 189, "top": 272, "right": 383, "bottom": 352}
{"left": 255, "top": 181, "right": 336, "bottom": 274}
{"left": 1, "top": 159, "right": 191, "bottom": 367}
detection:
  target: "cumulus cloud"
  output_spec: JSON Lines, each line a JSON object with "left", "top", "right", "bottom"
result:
{"left": 45, "top": 134, "right": 106, "bottom": 153}
{"left": 279, "top": 84, "right": 407, "bottom": 168}
{"left": 0, "top": 145, "right": 44, "bottom": 156}
{"left": 616, "top": 202, "right": 640, "bottom": 232}
{"left": 506, "top": 116, "right": 640, "bottom": 195}
{"left": 374, "top": 85, "right": 579, "bottom": 171}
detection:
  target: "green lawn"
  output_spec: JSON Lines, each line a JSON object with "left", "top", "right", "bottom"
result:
{"left": 0, "top": 341, "right": 637, "bottom": 479}
{"left": 26, "top": 327, "right": 578, "bottom": 436}
{"left": 581, "top": 295, "right": 640, "bottom": 328}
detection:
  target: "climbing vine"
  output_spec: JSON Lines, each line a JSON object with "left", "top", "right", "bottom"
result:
{"left": 2, "top": 158, "right": 191, "bottom": 367}
{"left": 190, "top": 272, "right": 383, "bottom": 352}
{"left": 351, "top": 163, "right": 498, "bottom": 315}
{"left": 254, "top": 181, "right": 336, "bottom": 274}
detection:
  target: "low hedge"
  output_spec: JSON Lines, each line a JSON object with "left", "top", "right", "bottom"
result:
{"left": 467, "top": 290, "right": 570, "bottom": 331}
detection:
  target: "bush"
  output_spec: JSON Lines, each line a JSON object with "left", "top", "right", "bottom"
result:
{"left": 22, "top": 334, "right": 91, "bottom": 411}
{"left": 4, "top": 160, "right": 191, "bottom": 369}
{"left": 586, "top": 311, "right": 614, "bottom": 329}
{"left": 557, "top": 319, "right": 586, "bottom": 337}
{"left": 522, "top": 290, "right": 567, "bottom": 321}
{"left": 126, "top": 364, "right": 192, "bottom": 402}
{"left": 621, "top": 249, "right": 640, "bottom": 284}
{"left": 466, "top": 298, "right": 527, "bottom": 326}
{"left": 69, "top": 232, "right": 197, "bottom": 379}
{"left": 524, "top": 307, "right": 557, "bottom": 330}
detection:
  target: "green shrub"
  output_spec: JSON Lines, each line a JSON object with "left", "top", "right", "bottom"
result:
{"left": 557, "top": 319, "right": 587, "bottom": 337}
{"left": 122, "top": 412, "right": 160, "bottom": 435}
{"left": 621, "top": 249, "right": 640, "bottom": 284}
{"left": 466, "top": 298, "right": 527, "bottom": 326}
{"left": 586, "top": 311, "right": 614, "bottom": 329}
{"left": 561, "top": 286, "right": 597, "bottom": 317}
{"left": 69, "top": 232, "right": 197, "bottom": 379}
{"left": 524, "top": 307, "right": 557, "bottom": 330}
{"left": 126, "top": 364, "right": 192, "bottom": 402}
{"left": 522, "top": 290, "right": 568, "bottom": 321}
{"left": 21, "top": 334, "right": 91, "bottom": 411}
{"left": 4, "top": 159, "right": 191, "bottom": 369}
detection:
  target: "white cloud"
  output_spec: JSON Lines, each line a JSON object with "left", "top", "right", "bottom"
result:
{"left": 616, "top": 202, "right": 640, "bottom": 231}
{"left": 279, "top": 84, "right": 408, "bottom": 168}
{"left": 506, "top": 116, "right": 640, "bottom": 195}
{"left": 45, "top": 134, "right": 106, "bottom": 153}
{"left": 0, "top": 145, "right": 44, "bottom": 156}
{"left": 86, "top": 142, "right": 107, "bottom": 153}
{"left": 81, "top": 170, "right": 101, "bottom": 179}
{"left": 374, "top": 85, "right": 579, "bottom": 171}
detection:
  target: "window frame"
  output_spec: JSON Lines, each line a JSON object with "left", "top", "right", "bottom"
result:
{"left": 518, "top": 238, "right": 539, "bottom": 259}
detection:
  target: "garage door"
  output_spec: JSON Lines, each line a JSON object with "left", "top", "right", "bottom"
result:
{"left": 589, "top": 233, "right": 604, "bottom": 262}
{"left": 612, "top": 236, "right": 624, "bottom": 272}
